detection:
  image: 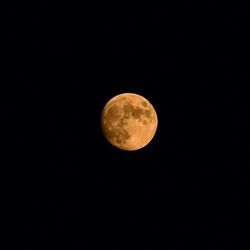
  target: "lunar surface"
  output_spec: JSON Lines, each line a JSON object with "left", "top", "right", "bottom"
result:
{"left": 101, "top": 93, "right": 158, "bottom": 151}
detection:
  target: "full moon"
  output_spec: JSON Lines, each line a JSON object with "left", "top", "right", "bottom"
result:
{"left": 101, "top": 93, "right": 158, "bottom": 151}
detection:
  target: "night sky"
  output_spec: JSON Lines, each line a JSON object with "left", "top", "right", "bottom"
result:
{"left": 7, "top": 1, "right": 249, "bottom": 249}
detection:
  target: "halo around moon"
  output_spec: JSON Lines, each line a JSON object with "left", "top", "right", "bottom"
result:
{"left": 101, "top": 93, "right": 158, "bottom": 151}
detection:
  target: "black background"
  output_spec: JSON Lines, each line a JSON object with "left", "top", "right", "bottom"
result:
{"left": 6, "top": 1, "right": 249, "bottom": 249}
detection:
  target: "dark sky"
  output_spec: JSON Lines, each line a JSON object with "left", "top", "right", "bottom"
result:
{"left": 7, "top": 1, "right": 249, "bottom": 249}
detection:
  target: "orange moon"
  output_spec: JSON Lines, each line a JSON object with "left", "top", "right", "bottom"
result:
{"left": 101, "top": 93, "right": 158, "bottom": 151}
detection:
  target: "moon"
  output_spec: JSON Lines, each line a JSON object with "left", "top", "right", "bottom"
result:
{"left": 101, "top": 93, "right": 158, "bottom": 151}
